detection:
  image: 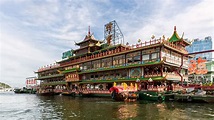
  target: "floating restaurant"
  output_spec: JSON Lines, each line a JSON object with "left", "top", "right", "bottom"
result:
{"left": 35, "top": 21, "right": 203, "bottom": 101}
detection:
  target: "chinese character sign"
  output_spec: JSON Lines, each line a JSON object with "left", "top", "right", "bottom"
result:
{"left": 188, "top": 57, "right": 208, "bottom": 75}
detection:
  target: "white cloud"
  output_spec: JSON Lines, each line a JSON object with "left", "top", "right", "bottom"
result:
{"left": 0, "top": 30, "right": 58, "bottom": 87}
{"left": 124, "top": 0, "right": 214, "bottom": 43}
{"left": 21, "top": 1, "right": 60, "bottom": 26}
{"left": 0, "top": 0, "right": 213, "bottom": 87}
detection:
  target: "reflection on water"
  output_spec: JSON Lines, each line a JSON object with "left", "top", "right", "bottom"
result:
{"left": 0, "top": 92, "right": 214, "bottom": 120}
{"left": 117, "top": 103, "right": 139, "bottom": 119}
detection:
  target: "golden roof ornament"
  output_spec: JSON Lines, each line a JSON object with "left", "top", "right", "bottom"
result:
{"left": 151, "top": 35, "right": 155, "bottom": 39}
{"left": 126, "top": 42, "right": 129, "bottom": 45}
{"left": 162, "top": 35, "right": 165, "bottom": 40}
{"left": 89, "top": 43, "right": 94, "bottom": 47}
{"left": 96, "top": 41, "right": 101, "bottom": 46}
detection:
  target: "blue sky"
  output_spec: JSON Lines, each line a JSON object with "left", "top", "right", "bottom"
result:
{"left": 0, "top": 0, "right": 213, "bottom": 87}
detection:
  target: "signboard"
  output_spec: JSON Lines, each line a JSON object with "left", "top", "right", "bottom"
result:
{"left": 62, "top": 50, "right": 74, "bottom": 59}
{"left": 26, "top": 77, "right": 37, "bottom": 88}
{"left": 188, "top": 57, "right": 208, "bottom": 75}
{"left": 104, "top": 20, "right": 124, "bottom": 45}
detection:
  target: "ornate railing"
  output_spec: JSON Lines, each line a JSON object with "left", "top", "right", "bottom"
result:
{"left": 60, "top": 39, "right": 162, "bottom": 67}
{"left": 163, "top": 41, "right": 188, "bottom": 53}
{"left": 37, "top": 74, "right": 63, "bottom": 80}
{"left": 38, "top": 63, "right": 60, "bottom": 72}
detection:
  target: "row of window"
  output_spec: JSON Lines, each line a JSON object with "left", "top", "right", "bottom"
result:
{"left": 82, "top": 69, "right": 128, "bottom": 80}
{"left": 81, "top": 49, "right": 160, "bottom": 70}
{"left": 82, "top": 66, "right": 164, "bottom": 81}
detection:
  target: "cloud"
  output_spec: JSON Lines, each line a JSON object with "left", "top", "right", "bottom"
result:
{"left": 124, "top": 0, "right": 214, "bottom": 43}
{"left": 0, "top": 0, "right": 213, "bottom": 87}
{"left": 0, "top": 30, "right": 57, "bottom": 87}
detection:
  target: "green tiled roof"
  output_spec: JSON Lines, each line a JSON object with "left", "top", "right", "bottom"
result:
{"left": 169, "top": 26, "right": 181, "bottom": 42}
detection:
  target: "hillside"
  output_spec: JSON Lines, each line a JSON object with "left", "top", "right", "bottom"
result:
{"left": 0, "top": 82, "right": 12, "bottom": 88}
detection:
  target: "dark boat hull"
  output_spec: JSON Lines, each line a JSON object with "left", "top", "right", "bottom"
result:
{"left": 138, "top": 91, "right": 165, "bottom": 102}
{"left": 36, "top": 92, "right": 55, "bottom": 96}
{"left": 174, "top": 94, "right": 214, "bottom": 103}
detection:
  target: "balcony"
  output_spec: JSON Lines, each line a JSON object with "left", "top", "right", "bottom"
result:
{"left": 37, "top": 74, "right": 64, "bottom": 80}
{"left": 163, "top": 41, "right": 188, "bottom": 54}
{"left": 37, "top": 64, "right": 60, "bottom": 72}
{"left": 80, "top": 76, "right": 165, "bottom": 84}
{"left": 61, "top": 68, "right": 80, "bottom": 74}
{"left": 61, "top": 39, "right": 162, "bottom": 67}
{"left": 163, "top": 72, "right": 181, "bottom": 81}
{"left": 144, "top": 73, "right": 162, "bottom": 78}
{"left": 79, "top": 60, "right": 161, "bottom": 74}
{"left": 40, "top": 81, "right": 66, "bottom": 86}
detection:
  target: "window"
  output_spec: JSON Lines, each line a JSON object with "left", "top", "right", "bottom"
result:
{"left": 92, "top": 60, "right": 101, "bottom": 69}
{"left": 151, "top": 53, "right": 158, "bottom": 59}
{"left": 126, "top": 51, "right": 141, "bottom": 64}
{"left": 113, "top": 55, "right": 125, "bottom": 66}
{"left": 102, "top": 58, "right": 112, "bottom": 68}
{"left": 142, "top": 54, "right": 149, "bottom": 60}
{"left": 82, "top": 62, "right": 91, "bottom": 70}
{"left": 91, "top": 75, "right": 94, "bottom": 79}
{"left": 142, "top": 48, "right": 160, "bottom": 62}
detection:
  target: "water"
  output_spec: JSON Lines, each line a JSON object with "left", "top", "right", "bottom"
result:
{"left": 0, "top": 92, "right": 214, "bottom": 120}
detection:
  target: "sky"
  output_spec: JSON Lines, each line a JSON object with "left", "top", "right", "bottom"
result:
{"left": 0, "top": 0, "right": 213, "bottom": 87}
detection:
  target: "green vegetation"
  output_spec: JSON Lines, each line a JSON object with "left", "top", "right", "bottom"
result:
{"left": 0, "top": 82, "right": 11, "bottom": 88}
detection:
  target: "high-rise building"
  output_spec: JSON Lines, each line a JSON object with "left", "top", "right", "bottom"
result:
{"left": 186, "top": 36, "right": 213, "bottom": 61}
{"left": 186, "top": 36, "right": 214, "bottom": 83}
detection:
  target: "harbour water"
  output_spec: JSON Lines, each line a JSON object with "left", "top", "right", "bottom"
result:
{"left": 0, "top": 92, "right": 214, "bottom": 120}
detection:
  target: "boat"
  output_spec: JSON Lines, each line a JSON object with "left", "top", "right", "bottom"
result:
{"left": 35, "top": 21, "right": 192, "bottom": 101}
{"left": 61, "top": 90, "right": 75, "bottom": 96}
{"left": 109, "top": 83, "right": 138, "bottom": 101}
{"left": 14, "top": 88, "right": 25, "bottom": 93}
{"left": 174, "top": 86, "right": 214, "bottom": 103}
{"left": 138, "top": 90, "right": 165, "bottom": 102}
{"left": 174, "top": 89, "right": 214, "bottom": 103}
{"left": 173, "top": 56, "right": 214, "bottom": 103}
{"left": 174, "top": 94, "right": 214, "bottom": 103}
{"left": 80, "top": 89, "right": 111, "bottom": 97}
{"left": 14, "top": 87, "right": 36, "bottom": 94}
{"left": 36, "top": 87, "right": 55, "bottom": 96}
{"left": 36, "top": 90, "right": 55, "bottom": 96}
